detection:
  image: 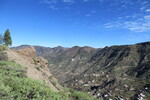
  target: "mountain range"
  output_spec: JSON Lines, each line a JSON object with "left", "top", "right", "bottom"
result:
{"left": 0, "top": 45, "right": 98, "bottom": 100}
{"left": 12, "top": 42, "right": 150, "bottom": 100}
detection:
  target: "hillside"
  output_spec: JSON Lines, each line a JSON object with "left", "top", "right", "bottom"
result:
{"left": 0, "top": 45, "right": 98, "bottom": 100}
{"left": 65, "top": 42, "right": 150, "bottom": 99}
{"left": 12, "top": 42, "right": 150, "bottom": 100}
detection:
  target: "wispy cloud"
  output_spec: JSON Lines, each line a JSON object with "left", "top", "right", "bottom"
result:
{"left": 48, "top": 5, "right": 58, "bottom": 10}
{"left": 103, "top": 15, "right": 150, "bottom": 32}
{"left": 43, "top": 0, "right": 75, "bottom": 10}
{"left": 101, "top": 0, "right": 150, "bottom": 32}
{"left": 145, "top": 9, "right": 150, "bottom": 12}
{"left": 43, "top": 0, "right": 58, "bottom": 4}
{"left": 42, "top": 0, "right": 150, "bottom": 33}
{"left": 86, "top": 14, "right": 91, "bottom": 17}
{"left": 62, "top": 0, "right": 74, "bottom": 3}
{"left": 43, "top": 0, "right": 74, "bottom": 4}
{"left": 85, "top": 11, "right": 96, "bottom": 17}
{"left": 103, "top": 23, "right": 115, "bottom": 28}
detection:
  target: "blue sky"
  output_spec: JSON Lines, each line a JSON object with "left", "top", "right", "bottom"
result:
{"left": 0, "top": 0, "right": 150, "bottom": 47}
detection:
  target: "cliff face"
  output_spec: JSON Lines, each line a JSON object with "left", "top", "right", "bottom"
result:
{"left": 5, "top": 47, "right": 60, "bottom": 92}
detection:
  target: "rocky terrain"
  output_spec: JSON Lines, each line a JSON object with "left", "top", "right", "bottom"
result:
{"left": 4, "top": 46, "right": 60, "bottom": 91}
{"left": 12, "top": 42, "right": 150, "bottom": 100}
{"left": 1, "top": 45, "right": 97, "bottom": 100}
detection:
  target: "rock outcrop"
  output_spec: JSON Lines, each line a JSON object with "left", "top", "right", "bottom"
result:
{"left": 4, "top": 46, "right": 60, "bottom": 92}
{"left": 16, "top": 46, "right": 36, "bottom": 58}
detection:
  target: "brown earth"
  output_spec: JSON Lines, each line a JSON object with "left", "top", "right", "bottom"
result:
{"left": 4, "top": 47, "right": 59, "bottom": 92}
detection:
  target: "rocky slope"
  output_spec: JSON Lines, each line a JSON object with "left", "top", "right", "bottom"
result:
{"left": 1, "top": 45, "right": 98, "bottom": 100}
{"left": 13, "top": 45, "right": 98, "bottom": 83}
{"left": 65, "top": 42, "right": 150, "bottom": 99}
{"left": 5, "top": 46, "right": 60, "bottom": 91}
{"left": 12, "top": 42, "right": 150, "bottom": 100}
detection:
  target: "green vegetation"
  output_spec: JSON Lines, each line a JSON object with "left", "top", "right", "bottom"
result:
{"left": 0, "top": 45, "right": 8, "bottom": 51}
{"left": 0, "top": 61, "right": 66, "bottom": 100}
{"left": 0, "top": 45, "right": 8, "bottom": 61}
{"left": 0, "top": 29, "right": 12, "bottom": 46}
{"left": 69, "top": 89, "right": 98, "bottom": 100}
{"left": 0, "top": 60, "right": 98, "bottom": 100}
{"left": 3, "top": 29, "right": 12, "bottom": 46}
{"left": 0, "top": 42, "right": 98, "bottom": 100}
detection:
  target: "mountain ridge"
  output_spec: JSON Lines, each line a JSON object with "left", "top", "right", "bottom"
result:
{"left": 0, "top": 45, "right": 98, "bottom": 100}
{"left": 12, "top": 41, "right": 150, "bottom": 100}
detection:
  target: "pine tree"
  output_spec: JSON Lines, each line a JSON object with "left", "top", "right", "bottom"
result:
{"left": 3, "top": 29, "right": 12, "bottom": 46}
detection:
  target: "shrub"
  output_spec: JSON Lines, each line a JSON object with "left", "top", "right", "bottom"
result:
{"left": 0, "top": 61, "right": 99, "bottom": 100}
{"left": 0, "top": 45, "right": 8, "bottom": 51}
{"left": 0, "top": 61, "right": 69, "bottom": 100}
{"left": 69, "top": 89, "right": 97, "bottom": 100}
{"left": 0, "top": 52, "right": 8, "bottom": 61}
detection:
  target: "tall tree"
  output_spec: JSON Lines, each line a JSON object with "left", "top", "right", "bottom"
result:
{"left": 3, "top": 29, "right": 12, "bottom": 46}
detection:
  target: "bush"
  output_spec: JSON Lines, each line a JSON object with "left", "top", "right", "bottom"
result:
{"left": 69, "top": 89, "right": 97, "bottom": 100}
{"left": 0, "top": 61, "right": 99, "bottom": 100}
{"left": 0, "top": 45, "right": 8, "bottom": 51}
{"left": 0, "top": 52, "right": 8, "bottom": 61}
{"left": 0, "top": 61, "right": 69, "bottom": 100}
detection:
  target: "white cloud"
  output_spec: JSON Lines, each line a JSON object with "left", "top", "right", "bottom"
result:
{"left": 102, "top": 0, "right": 150, "bottom": 33}
{"left": 104, "top": 23, "right": 114, "bottom": 28}
{"left": 144, "top": 15, "right": 150, "bottom": 20}
{"left": 140, "top": 7, "right": 146, "bottom": 11}
{"left": 49, "top": 5, "right": 58, "bottom": 10}
{"left": 43, "top": 0, "right": 75, "bottom": 10}
{"left": 43, "top": 0, "right": 58, "bottom": 4}
{"left": 145, "top": 9, "right": 150, "bottom": 12}
{"left": 43, "top": 0, "right": 75, "bottom": 4}
{"left": 86, "top": 14, "right": 91, "bottom": 17}
{"left": 141, "top": 1, "right": 148, "bottom": 5}
{"left": 103, "top": 14, "right": 150, "bottom": 32}
{"left": 123, "top": 21, "right": 150, "bottom": 32}
{"left": 62, "top": 0, "right": 74, "bottom": 3}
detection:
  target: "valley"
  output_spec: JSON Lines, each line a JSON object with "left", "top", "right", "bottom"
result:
{"left": 13, "top": 41, "right": 150, "bottom": 100}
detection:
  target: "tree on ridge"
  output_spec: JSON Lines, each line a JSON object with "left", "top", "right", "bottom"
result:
{"left": 3, "top": 29, "right": 12, "bottom": 46}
